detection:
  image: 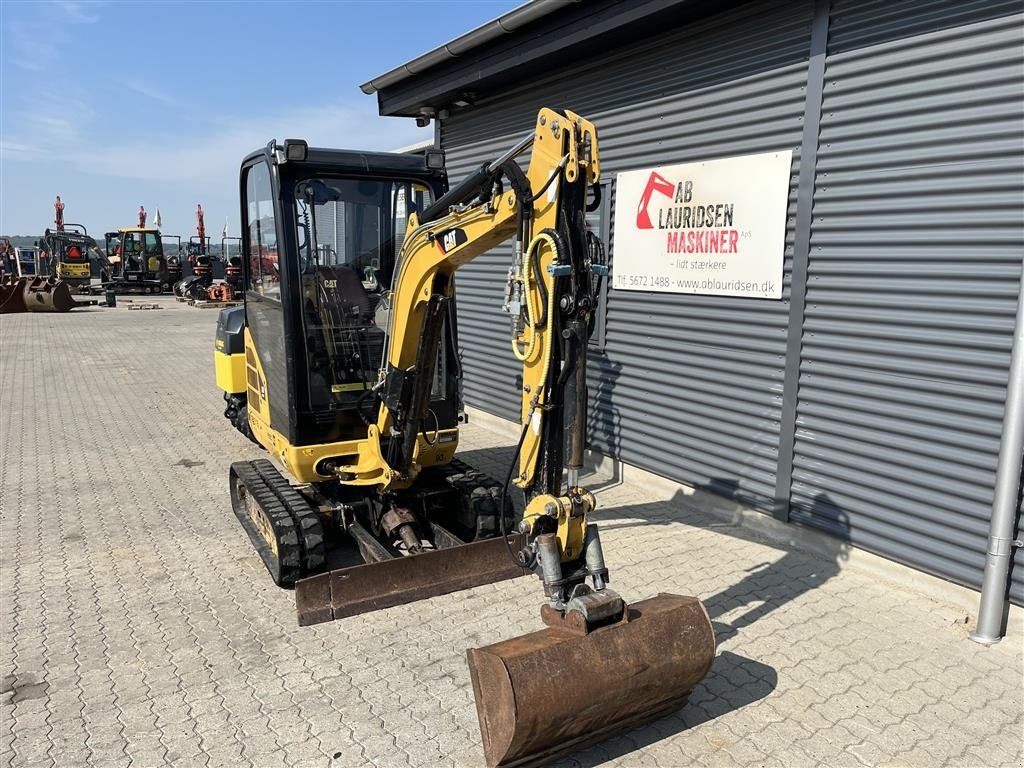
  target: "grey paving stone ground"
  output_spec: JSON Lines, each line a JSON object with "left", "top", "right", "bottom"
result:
{"left": 1, "top": 296, "right": 1022, "bottom": 768}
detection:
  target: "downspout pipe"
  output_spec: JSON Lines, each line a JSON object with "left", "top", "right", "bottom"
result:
{"left": 971, "top": 262, "right": 1024, "bottom": 645}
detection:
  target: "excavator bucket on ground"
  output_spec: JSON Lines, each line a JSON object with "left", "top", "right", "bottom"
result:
{"left": 468, "top": 593, "right": 716, "bottom": 768}
{"left": 24, "top": 276, "right": 78, "bottom": 312}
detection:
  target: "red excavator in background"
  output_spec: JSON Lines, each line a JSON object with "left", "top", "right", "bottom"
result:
{"left": 175, "top": 204, "right": 214, "bottom": 300}
{"left": 221, "top": 235, "right": 244, "bottom": 299}
{"left": 162, "top": 235, "right": 185, "bottom": 292}
{"left": 176, "top": 204, "right": 240, "bottom": 305}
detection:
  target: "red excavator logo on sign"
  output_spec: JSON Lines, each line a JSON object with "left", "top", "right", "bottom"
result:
{"left": 635, "top": 171, "right": 675, "bottom": 229}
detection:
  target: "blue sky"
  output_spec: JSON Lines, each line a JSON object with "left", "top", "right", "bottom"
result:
{"left": 0, "top": 0, "right": 518, "bottom": 237}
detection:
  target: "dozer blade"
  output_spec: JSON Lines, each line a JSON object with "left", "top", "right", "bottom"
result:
{"left": 296, "top": 534, "right": 530, "bottom": 626}
{"left": 467, "top": 593, "right": 716, "bottom": 768}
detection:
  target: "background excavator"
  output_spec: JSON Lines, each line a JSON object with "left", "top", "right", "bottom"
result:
{"left": 40, "top": 197, "right": 98, "bottom": 294}
{"left": 214, "top": 108, "right": 715, "bottom": 767}
{"left": 176, "top": 206, "right": 240, "bottom": 303}
{"left": 0, "top": 198, "right": 95, "bottom": 313}
{"left": 104, "top": 206, "right": 168, "bottom": 294}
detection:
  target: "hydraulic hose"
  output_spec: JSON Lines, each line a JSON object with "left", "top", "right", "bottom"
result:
{"left": 501, "top": 228, "right": 563, "bottom": 569}
{"left": 512, "top": 231, "right": 558, "bottom": 365}
{"left": 499, "top": 405, "right": 537, "bottom": 569}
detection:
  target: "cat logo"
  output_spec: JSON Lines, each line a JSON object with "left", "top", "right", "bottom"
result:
{"left": 436, "top": 227, "right": 467, "bottom": 254}
{"left": 323, "top": 279, "right": 337, "bottom": 288}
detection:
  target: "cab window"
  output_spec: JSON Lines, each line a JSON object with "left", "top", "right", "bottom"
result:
{"left": 143, "top": 232, "right": 161, "bottom": 255}
{"left": 290, "top": 176, "right": 432, "bottom": 410}
{"left": 245, "top": 162, "right": 281, "bottom": 299}
{"left": 293, "top": 177, "right": 431, "bottom": 292}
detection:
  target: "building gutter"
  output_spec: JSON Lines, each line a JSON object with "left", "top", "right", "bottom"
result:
{"left": 971, "top": 260, "right": 1024, "bottom": 644}
{"left": 359, "top": 0, "right": 575, "bottom": 96}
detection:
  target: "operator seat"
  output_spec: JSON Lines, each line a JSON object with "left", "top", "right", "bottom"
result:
{"left": 314, "top": 265, "right": 371, "bottom": 325}
{"left": 303, "top": 265, "right": 385, "bottom": 410}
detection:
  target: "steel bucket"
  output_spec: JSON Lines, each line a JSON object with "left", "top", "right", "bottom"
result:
{"left": 24, "top": 277, "right": 77, "bottom": 312}
{"left": 0, "top": 277, "right": 28, "bottom": 314}
{"left": 467, "top": 592, "right": 716, "bottom": 767}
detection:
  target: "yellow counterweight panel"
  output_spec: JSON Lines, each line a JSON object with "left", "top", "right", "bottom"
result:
{"left": 214, "top": 348, "right": 246, "bottom": 395}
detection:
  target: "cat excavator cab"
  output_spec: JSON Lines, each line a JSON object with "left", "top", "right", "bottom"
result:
{"left": 214, "top": 108, "right": 714, "bottom": 767}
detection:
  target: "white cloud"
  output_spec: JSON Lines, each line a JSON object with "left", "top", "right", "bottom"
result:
{"left": 116, "top": 77, "right": 180, "bottom": 106}
{"left": 3, "top": 99, "right": 429, "bottom": 187}
{"left": 54, "top": 1, "right": 100, "bottom": 24}
{"left": 0, "top": 140, "right": 40, "bottom": 157}
{"left": 1, "top": 90, "right": 95, "bottom": 161}
{"left": 5, "top": 21, "right": 58, "bottom": 71}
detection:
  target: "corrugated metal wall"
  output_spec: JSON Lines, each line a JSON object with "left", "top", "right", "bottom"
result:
{"left": 315, "top": 202, "right": 345, "bottom": 255}
{"left": 790, "top": 0, "right": 1024, "bottom": 599}
{"left": 438, "top": 0, "right": 1023, "bottom": 600}
{"left": 443, "top": 0, "right": 813, "bottom": 510}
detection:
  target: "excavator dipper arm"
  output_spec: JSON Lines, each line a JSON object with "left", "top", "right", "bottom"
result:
{"left": 364, "top": 109, "right": 618, "bottom": 624}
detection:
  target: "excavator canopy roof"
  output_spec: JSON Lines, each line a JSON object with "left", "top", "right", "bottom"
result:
{"left": 241, "top": 144, "right": 447, "bottom": 182}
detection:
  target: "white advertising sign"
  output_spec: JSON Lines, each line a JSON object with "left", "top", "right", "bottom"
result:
{"left": 612, "top": 150, "right": 792, "bottom": 299}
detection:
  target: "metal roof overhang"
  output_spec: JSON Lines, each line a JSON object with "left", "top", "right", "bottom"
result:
{"left": 364, "top": 0, "right": 721, "bottom": 118}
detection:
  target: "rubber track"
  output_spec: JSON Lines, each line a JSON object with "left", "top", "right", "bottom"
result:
{"left": 231, "top": 461, "right": 303, "bottom": 586}
{"left": 443, "top": 459, "right": 516, "bottom": 540}
{"left": 251, "top": 459, "right": 326, "bottom": 574}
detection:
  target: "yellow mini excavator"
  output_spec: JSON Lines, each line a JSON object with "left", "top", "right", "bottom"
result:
{"left": 214, "top": 108, "right": 715, "bottom": 767}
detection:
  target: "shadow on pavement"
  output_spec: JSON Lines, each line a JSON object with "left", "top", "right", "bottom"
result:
{"left": 457, "top": 447, "right": 850, "bottom": 649}
{"left": 455, "top": 445, "right": 855, "bottom": 764}
{"left": 556, "top": 650, "right": 777, "bottom": 768}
